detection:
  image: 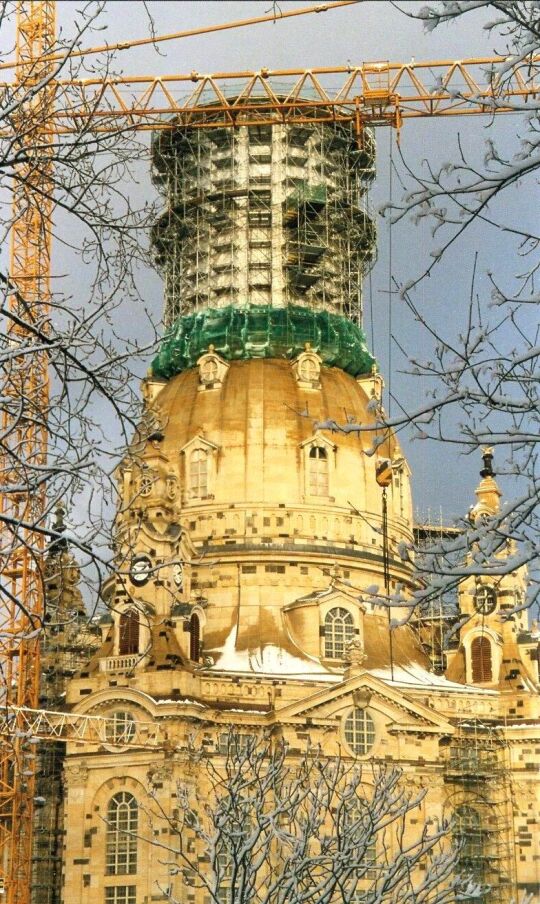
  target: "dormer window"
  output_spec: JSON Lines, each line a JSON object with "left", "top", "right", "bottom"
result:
{"left": 180, "top": 434, "right": 220, "bottom": 503}
{"left": 201, "top": 358, "right": 218, "bottom": 382}
{"left": 197, "top": 347, "right": 229, "bottom": 391}
{"left": 190, "top": 448, "right": 208, "bottom": 497}
{"left": 299, "top": 357, "right": 319, "bottom": 381}
{"left": 309, "top": 446, "right": 328, "bottom": 496}
{"left": 300, "top": 433, "right": 336, "bottom": 500}
{"left": 291, "top": 345, "right": 322, "bottom": 389}
{"left": 324, "top": 607, "right": 354, "bottom": 659}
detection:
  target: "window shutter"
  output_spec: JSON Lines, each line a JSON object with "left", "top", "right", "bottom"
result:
{"left": 119, "top": 610, "right": 139, "bottom": 655}
{"left": 471, "top": 636, "right": 492, "bottom": 682}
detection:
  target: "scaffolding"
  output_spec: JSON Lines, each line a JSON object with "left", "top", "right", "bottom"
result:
{"left": 151, "top": 106, "right": 376, "bottom": 328}
{"left": 412, "top": 520, "right": 462, "bottom": 674}
{"left": 444, "top": 721, "right": 517, "bottom": 904}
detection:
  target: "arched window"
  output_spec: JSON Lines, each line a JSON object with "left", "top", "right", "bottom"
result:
{"left": 190, "top": 613, "right": 200, "bottom": 662}
{"left": 343, "top": 798, "right": 377, "bottom": 881}
{"left": 119, "top": 609, "right": 139, "bottom": 656}
{"left": 471, "top": 636, "right": 492, "bottom": 682}
{"left": 344, "top": 708, "right": 376, "bottom": 756}
{"left": 454, "top": 805, "right": 485, "bottom": 890}
{"left": 324, "top": 607, "right": 354, "bottom": 659}
{"left": 105, "top": 711, "right": 136, "bottom": 746}
{"left": 309, "top": 446, "right": 328, "bottom": 496}
{"left": 190, "top": 448, "right": 208, "bottom": 497}
{"left": 106, "top": 792, "right": 138, "bottom": 875}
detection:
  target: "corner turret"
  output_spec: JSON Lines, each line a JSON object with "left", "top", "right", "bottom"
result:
{"left": 468, "top": 447, "right": 502, "bottom": 524}
{"left": 42, "top": 504, "right": 100, "bottom": 705}
{"left": 445, "top": 453, "right": 539, "bottom": 707}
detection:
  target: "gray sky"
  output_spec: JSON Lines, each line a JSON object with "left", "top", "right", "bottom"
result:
{"left": 53, "top": 0, "right": 528, "bottom": 523}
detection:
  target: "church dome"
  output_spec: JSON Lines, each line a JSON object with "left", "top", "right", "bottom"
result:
{"left": 138, "top": 357, "right": 415, "bottom": 662}
{"left": 154, "top": 356, "right": 411, "bottom": 534}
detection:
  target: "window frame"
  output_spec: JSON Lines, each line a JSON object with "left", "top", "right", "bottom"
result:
{"left": 324, "top": 606, "right": 355, "bottom": 660}
{"left": 104, "top": 887, "right": 137, "bottom": 904}
{"left": 343, "top": 708, "right": 376, "bottom": 757}
{"left": 471, "top": 635, "right": 493, "bottom": 682}
{"left": 301, "top": 434, "right": 335, "bottom": 500}
{"left": 180, "top": 436, "right": 220, "bottom": 503}
{"left": 104, "top": 711, "right": 136, "bottom": 746}
{"left": 105, "top": 792, "right": 138, "bottom": 877}
{"left": 215, "top": 847, "right": 235, "bottom": 904}
{"left": 453, "top": 804, "right": 486, "bottom": 885}
{"left": 190, "top": 447, "right": 209, "bottom": 498}
{"left": 308, "top": 445, "right": 329, "bottom": 497}
{"left": 474, "top": 586, "right": 497, "bottom": 615}
{"left": 119, "top": 609, "right": 139, "bottom": 656}
{"left": 190, "top": 612, "right": 201, "bottom": 661}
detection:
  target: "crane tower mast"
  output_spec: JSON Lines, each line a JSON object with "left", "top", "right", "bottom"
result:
{"left": 0, "top": 3, "right": 55, "bottom": 903}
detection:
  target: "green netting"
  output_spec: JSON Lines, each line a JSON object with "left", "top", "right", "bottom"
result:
{"left": 151, "top": 304, "right": 375, "bottom": 380}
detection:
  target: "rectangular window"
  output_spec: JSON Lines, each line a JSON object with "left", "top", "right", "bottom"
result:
{"left": 360, "top": 841, "right": 377, "bottom": 879}
{"left": 393, "top": 466, "right": 405, "bottom": 517}
{"left": 190, "top": 449, "right": 208, "bottom": 497}
{"left": 218, "top": 733, "right": 254, "bottom": 756}
{"left": 105, "top": 887, "right": 136, "bottom": 904}
{"left": 105, "top": 794, "right": 138, "bottom": 875}
{"left": 309, "top": 447, "right": 329, "bottom": 496}
{"left": 216, "top": 851, "right": 234, "bottom": 904}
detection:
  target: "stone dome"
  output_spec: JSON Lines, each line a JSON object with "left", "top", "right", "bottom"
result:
{"left": 132, "top": 357, "right": 417, "bottom": 663}
{"left": 154, "top": 357, "right": 411, "bottom": 529}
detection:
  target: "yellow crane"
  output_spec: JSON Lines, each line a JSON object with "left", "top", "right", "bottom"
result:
{"left": 0, "top": 2, "right": 538, "bottom": 902}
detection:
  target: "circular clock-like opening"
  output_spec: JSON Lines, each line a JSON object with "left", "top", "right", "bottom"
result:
{"left": 474, "top": 586, "right": 497, "bottom": 615}
{"left": 130, "top": 555, "right": 152, "bottom": 586}
{"left": 172, "top": 563, "right": 184, "bottom": 588}
{"left": 139, "top": 475, "right": 153, "bottom": 496}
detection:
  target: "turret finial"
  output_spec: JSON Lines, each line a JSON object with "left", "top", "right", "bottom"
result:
{"left": 50, "top": 503, "right": 68, "bottom": 551}
{"left": 470, "top": 448, "right": 501, "bottom": 523}
{"left": 53, "top": 503, "right": 66, "bottom": 533}
{"left": 480, "top": 446, "right": 494, "bottom": 479}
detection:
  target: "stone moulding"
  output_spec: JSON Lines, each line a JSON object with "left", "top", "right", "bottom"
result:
{"left": 151, "top": 303, "right": 375, "bottom": 380}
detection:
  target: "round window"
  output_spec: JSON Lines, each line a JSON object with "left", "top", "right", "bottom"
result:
{"left": 343, "top": 708, "right": 376, "bottom": 756}
{"left": 139, "top": 475, "right": 153, "bottom": 496}
{"left": 299, "top": 357, "right": 319, "bottom": 381}
{"left": 105, "top": 710, "right": 136, "bottom": 746}
{"left": 474, "top": 586, "right": 497, "bottom": 615}
{"left": 201, "top": 358, "right": 218, "bottom": 383}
